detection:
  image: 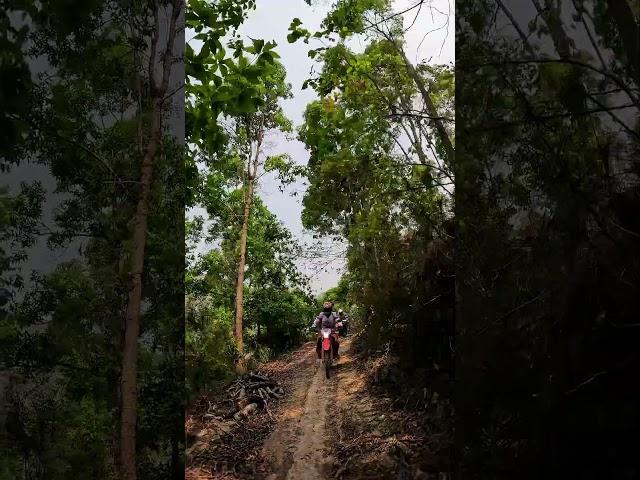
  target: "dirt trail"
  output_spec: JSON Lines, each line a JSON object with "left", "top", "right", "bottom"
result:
{"left": 262, "top": 338, "right": 351, "bottom": 480}
{"left": 187, "top": 335, "right": 449, "bottom": 480}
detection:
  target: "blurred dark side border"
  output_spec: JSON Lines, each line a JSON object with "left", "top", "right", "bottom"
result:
{"left": 1, "top": 1, "right": 185, "bottom": 479}
{"left": 456, "top": 0, "right": 640, "bottom": 478}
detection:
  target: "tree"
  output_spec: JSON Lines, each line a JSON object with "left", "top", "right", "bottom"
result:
{"left": 294, "top": 1, "right": 455, "bottom": 355}
{"left": 185, "top": 1, "right": 310, "bottom": 389}
{"left": 186, "top": 195, "right": 313, "bottom": 396}
{"left": 185, "top": 0, "right": 280, "bottom": 206}
{"left": 456, "top": 0, "right": 640, "bottom": 476}
{"left": 289, "top": 0, "right": 454, "bottom": 164}
{"left": 225, "top": 61, "right": 294, "bottom": 361}
{"left": 186, "top": 0, "right": 302, "bottom": 363}
{"left": 120, "top": 3, "right": 183, "bottom": 478}
{"left": 1, "top": 1, "right": 185, "bottom": 478}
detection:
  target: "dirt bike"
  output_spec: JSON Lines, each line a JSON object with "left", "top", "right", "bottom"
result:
{"left": 337, "top": 318, "right": 348, "bottom": 337}
{"left": 319, "top": 323, "right": 341, "bottom": 379}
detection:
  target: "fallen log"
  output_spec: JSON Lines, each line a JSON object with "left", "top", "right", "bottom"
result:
{"left": 245, "top": 380, "right": 277, "bottom": 389}
{"left": 248, "top": 372, "right": 271, "bottom": 382}
{"left": 266, "top": 387, "right": 283, "bottom": 399}
{"left": 234, "top": 402, "right": 259, "bottom": 420}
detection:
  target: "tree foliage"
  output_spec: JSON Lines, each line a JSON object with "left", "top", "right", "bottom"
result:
{"left": 295, "top": 0, "right": 455, "bottom": 366}
{"left": 185, "top": 1, "right": 313, "bottom": 396}
{"left": 1, "top": 2, "right": 184, "bottom": 478}
{"left": 456, "top": 0, "right": 640, "bottom": 477}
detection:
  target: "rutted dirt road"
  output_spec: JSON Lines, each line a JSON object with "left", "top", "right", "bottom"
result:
{"left": 186, "top": 338, "right": 354, "bottom": 480}
{"left": 187, "top": 334, "right": 449, "bottom": 480}
{"left": 262, "top": 339, "right": 350, "bottom": 479}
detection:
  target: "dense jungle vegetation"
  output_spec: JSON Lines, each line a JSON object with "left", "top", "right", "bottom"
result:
{"left": 185, "top": 0, "right": 454, "bottom": 402}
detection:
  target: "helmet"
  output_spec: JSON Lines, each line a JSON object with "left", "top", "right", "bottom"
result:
{"left": 338, "top": 309, "right": 343, "bottom": 314}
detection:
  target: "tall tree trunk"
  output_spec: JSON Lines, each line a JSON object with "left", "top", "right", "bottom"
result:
{"left": 119, "top": 2, "right": 181, "bottom": 478}
{"left": 233, "top": 176, "right": 255, "bottom": 358}
{"left": 531, "top": 0, "right": 572, "bottom": 58}
{"left": 398, "top": 50, "right": 455, "bottom": 162}
{"left": 120, "top": 94, "right": 161, "bottom": 480}
{"left": 365, "top": 24, "right": 455, "bottom": 161}
{"left": 233, "top": 123, "right": 263, "bottom": 368}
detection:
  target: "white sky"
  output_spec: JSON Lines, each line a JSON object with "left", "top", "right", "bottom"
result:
{"left": 189, "top": 0, "right": 454, "bottom": 294}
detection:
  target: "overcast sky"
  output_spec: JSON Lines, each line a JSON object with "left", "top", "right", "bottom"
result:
{"left": 191, "top": 0, "right": 454, "bottom": 295}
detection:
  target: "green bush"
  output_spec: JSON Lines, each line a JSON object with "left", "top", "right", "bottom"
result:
{"left": 186, "top": 300, "right": 236, "bottom": 398}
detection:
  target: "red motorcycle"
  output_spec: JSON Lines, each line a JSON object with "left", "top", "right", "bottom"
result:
{"left": 319, "top": 321, "right": 342, "bottom": 379}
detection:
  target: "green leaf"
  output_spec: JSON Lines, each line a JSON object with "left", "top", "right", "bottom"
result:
{"left": 251, "top": 38, "right": 265, "bottom": 54}
{"left": 264, "top": 40, "right": 278, "bottom": 51}
{"left": 259, "top": 51, "right": 274, "bottom": 63}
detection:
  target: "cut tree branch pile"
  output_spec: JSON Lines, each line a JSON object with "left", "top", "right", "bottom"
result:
{"left": 227, "top": 371, "right": 285, "bottom": 420}
{"left": 186, "top": 371, "right": 286, "bottom": 470}
{"left": 188, "top": 371, "right": 285, "bottom": 433}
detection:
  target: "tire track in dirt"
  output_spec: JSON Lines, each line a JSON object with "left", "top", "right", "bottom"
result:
{"left": 262, "top": 339, "right": 350, "bottom": 480}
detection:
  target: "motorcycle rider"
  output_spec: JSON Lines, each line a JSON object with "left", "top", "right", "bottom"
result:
{"left": 313, "top": 300, "right": 340, "bottom": 360}
{"left": 337, "top": 308, "right": 349, "bottom": 336}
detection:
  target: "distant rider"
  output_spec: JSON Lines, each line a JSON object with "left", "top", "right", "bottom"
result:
{"left": 313, "top": 300, "right": 340, "bottom": 360}
{"left": 337, "top": 308, "right": 349, "bottom": 336}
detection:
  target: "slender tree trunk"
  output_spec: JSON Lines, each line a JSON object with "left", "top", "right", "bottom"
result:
{"left": 233, "top": 123, "right": 263, "bottom": 368}
{"left": 531, "top": 0, "right": 572, "bottom": 58}
{"left": 234, "top": 176, "right": 255, "bottom": 357}
{"left": 398, "top": 50, "right": 455, "bottom": 162}
{"left": 119, "top": 2, "right": 182, "bottom": 478}
{"left": 120, "top": 94, "right": 161, "bottom": 480}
